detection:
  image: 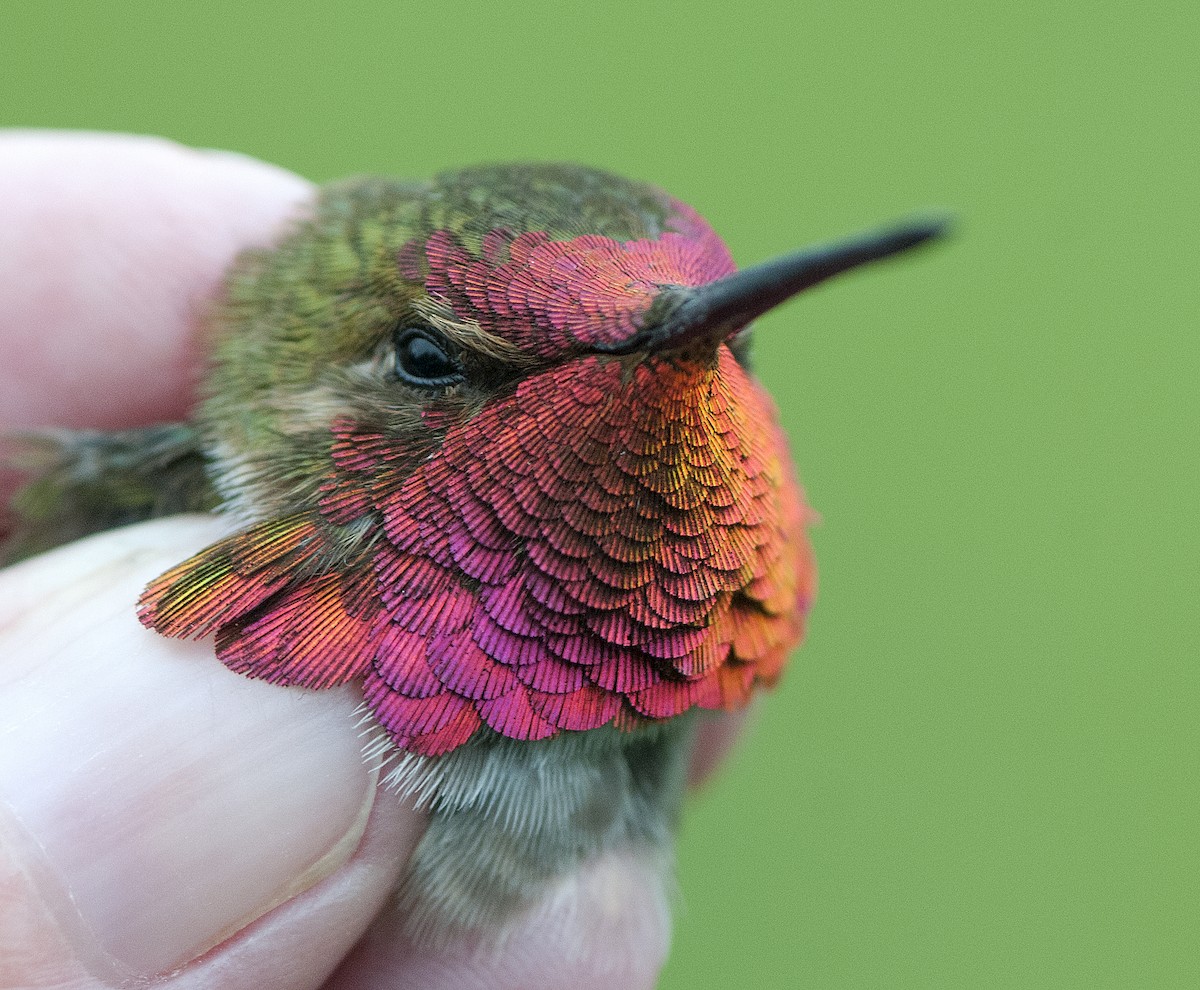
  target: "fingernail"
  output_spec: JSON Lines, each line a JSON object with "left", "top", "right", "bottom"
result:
{"left": 0, "top": 518, "right": 377, "bottom": 981}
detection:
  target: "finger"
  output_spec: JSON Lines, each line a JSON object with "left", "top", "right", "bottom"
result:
{"left": 0, "top": 517, "right": 424, "bottom": 989}
{"left": 323, "top": 851, "right": 672, "bottom": 990}
{"left": 687, "top": 705, "right": 753, "bottom": 788}
{"left": 0, "top": 131, "right": 312, "bottom": 431}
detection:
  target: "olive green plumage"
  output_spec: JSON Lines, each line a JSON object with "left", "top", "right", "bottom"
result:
{"left": 1, "top": 425, "right": 214, "bottom": 565}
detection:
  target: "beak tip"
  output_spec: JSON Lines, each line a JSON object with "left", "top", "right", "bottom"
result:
{"left": 910, "top": 210, "right": 956, "bottom": 243}
{"left": 882, "top": 210, "right": 956, "bottom": 256}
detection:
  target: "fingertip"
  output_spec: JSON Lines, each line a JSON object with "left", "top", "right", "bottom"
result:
{"left": 325, "top": 850, "right": 672, "bottom": 990}
{"left": 0, "top": 131, "right": 313, "bottom": 431}
{"left": 687, "top": 706, "right": 753, "bottom": 788}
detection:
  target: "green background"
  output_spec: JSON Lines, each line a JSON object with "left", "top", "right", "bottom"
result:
{"left": 4, "top": 2, "right": 1197, "bottom": 985}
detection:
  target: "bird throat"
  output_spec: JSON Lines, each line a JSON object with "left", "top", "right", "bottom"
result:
{"left": 336, "top": 346, "right": 813, "bottom": 752}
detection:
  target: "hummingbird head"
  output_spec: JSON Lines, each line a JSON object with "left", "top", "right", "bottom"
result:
{"left": 199, "top": 165, "right": 736, "bottom": 514}
{"left": 144, "top": 164, "right": 944, "bottom": 754}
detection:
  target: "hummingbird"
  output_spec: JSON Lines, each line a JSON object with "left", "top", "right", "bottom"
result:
{"left": 2, "top": 163, "right": 944, "bottom": 944}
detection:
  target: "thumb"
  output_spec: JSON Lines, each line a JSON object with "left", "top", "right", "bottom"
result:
{"left": 0, "top": 517, "right": 423, "bottom": 989}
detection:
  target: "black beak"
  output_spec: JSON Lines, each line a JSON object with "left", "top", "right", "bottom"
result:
{"left": 600, "top": 215, "right": 950, "bottom": 356}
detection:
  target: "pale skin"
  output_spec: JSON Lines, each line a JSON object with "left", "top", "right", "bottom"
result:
{"left": 0, "top": 132, "right": 747, "bottom": 990}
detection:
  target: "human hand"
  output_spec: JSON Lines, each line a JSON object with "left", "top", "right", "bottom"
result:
{"left": 0, "top": 132, "right": 744, "bottom": 989}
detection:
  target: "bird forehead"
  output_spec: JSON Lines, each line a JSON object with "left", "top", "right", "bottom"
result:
{"left": 399, "top": 206, "right": 737, "bottom": 358}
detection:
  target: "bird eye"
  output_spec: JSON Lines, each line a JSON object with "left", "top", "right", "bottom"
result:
{"left": 393, "top": 326, "right": 464, "bottom": 387}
